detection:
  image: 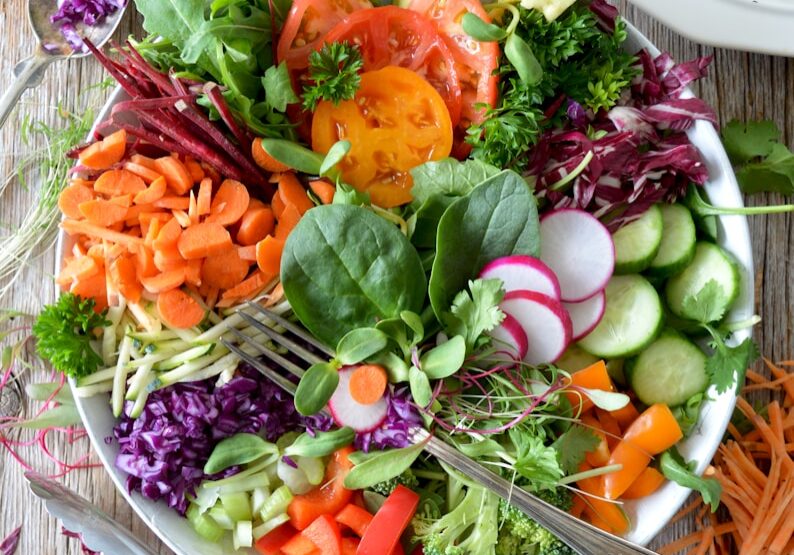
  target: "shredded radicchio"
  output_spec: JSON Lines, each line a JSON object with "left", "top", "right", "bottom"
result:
{"left": 530, "top": 49, "right": 717, "bottom": 229}
{"left": 0, "top": 526, "right": 21, "bottom": 555}
{"left": 50, "top": 0, "right": 127, "bottom": 52}
{"left": 354, "top": 387, "right": 423, "bottom": 453}
{"left": 112, "top": 366, "right": 330, "bottom": 515}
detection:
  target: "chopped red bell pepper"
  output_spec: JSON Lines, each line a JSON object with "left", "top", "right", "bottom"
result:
{"left": 341, "top": 537, "right": 360, "bottom": 555}
{"left": 280, "top": 533, "right": 319, "bottom": 555}
{"left": 288, "top": 446, "right": 355, "bottom": 530}
{"left": 302, "top": 514, "right": 342, "bottom": 555}
{"left": 358, "top": 485, "right": 420, "bottom": 555}
{"left": 254, "top": 522, "right": 298, "bottom": 555}
{"left": 335, "top": 504, "right": 374, "bottom": 537}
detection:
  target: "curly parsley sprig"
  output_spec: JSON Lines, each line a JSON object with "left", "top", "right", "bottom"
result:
{"left": 302, "top": 42, "right": 364, "bottom": 111}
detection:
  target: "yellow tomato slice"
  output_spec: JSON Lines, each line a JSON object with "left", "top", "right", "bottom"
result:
{"left": 311, "top": 66, "right": 453, "bottom": 208}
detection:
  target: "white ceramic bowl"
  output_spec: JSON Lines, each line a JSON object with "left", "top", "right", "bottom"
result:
{"left": 66, "top": 21, "right": 754, "bottom": 554}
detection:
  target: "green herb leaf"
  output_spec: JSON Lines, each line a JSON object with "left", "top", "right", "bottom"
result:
{"left": 456, "top": 438, "right": 506, "bottom": 459}
{"left": 444, "top": 278, "right": 506, "bottom": 353}
{"left": 504, "top": 33, "right": 543, "bottom": 85}
{"left": 371, "top": 351, "right": 410, "bottom": 383}
{"left": 204, "top": 433, "right": 276, "bottom": 474}
{"left": 461, "top": 12, "right": 507, "bottom": 42}
{"left": 33, "top": 293, "right": 109, "bottom": 378}
{"left": 295, "top": 362, "right": 340, "bottom": 415}
{"left": 258, "top": 138, "right": 324, "bottom": 175}
{"left": 420, "top": 336, "right": 466, "bottom": 380}
{"left": 319, "top": 140, "right": 351, "bottom": 177}
{"left": 579, "top": 388, "right": 630, "bottom": 411}
{"left": 333, "top": 183, "right": 371, "bottom": 206}
{"left": 400, "top": 311, "right": 425, "bottom": 343}
{"left": 281, "top": 205, "right": 426, "bottom": 346}
{"left": 409, "top": 365, "right": 433, "bottom": 407}
{"left": 552, "top": 425, "right": 601, "bottom": 475}
{"left": 707, "top": 336, "right": 759, "bottom": 394}
{"left": 735, "top": 143, "right": 794, "bottom": 196}
{"left": 721, "top": 119, "right": 780, "bottom": 165}
{"left": 659, "top": 449, "right": 722, "bottom": 512}
{"left": 672, "top": 393, "right": 705, "bottom": 436}
{"left": 284, "top": 427, "right": 355, "bottom": 458}
{"left": 410, "top": 158, "right": 501, "bottom": 207}
{"left": 510, "top": 428, "right": 564, "bottom": 487}
{"left": 302, "top": 42, "right": 364, "bottom": 111}
{"left": 262, "top": 62, "right": 299, "bottom": 112}
{"left": 344, "top": 442, "right": 425, "bottom": 490}
{"left": 336, "top": 327, "right": 389, "bottom": 365}
{"left": 681, "top": 280, "right": 729, "bottom": 324}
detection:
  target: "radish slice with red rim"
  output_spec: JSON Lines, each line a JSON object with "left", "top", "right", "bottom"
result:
{"left": 328, "top": 366, "right": 389, "bottom": 433}
{"left": 488, "top": 312, "right": 529, "bottom": 360}
{"left": 539, "top": 209, "right": 615, "bottom": 302}
{"left": 563, "top": 290, "right": 606, "bottom": 341}
{"left": 479, "top": 255, "right": 561, "bottom": 300}
{"left": 501, "top": 290, "right": 573, "bottom": 365}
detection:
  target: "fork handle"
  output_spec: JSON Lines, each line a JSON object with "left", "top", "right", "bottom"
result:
{"left": 415, "top": 429, "right": 658, "bottom": 555}
{"left": 0, "top": 53, "right": 53, "bottom": 129}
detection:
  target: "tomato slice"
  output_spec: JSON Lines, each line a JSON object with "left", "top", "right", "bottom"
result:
{"left": 321, "top": 6, "right": 462, "bottom": 127}
{"left": 312, "top": 66, "right": 453, "bottom": 208}
{"left": 277, "top": 0, "right": 373, "bottom": 71}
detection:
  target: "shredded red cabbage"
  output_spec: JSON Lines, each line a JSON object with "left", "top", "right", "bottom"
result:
{"left": 354, "top": 387, "right": 423, "bottom": 453}
{"left": 0, "top": 526, "right": 21, "bottom": 555}
{"left": 112, "top": 366, "right": 328, "bottom": 514}
{"left": 530, "top": 50, "right": 717, "bottom": 229}
{"left": 50, "top": 0, "right": 126, "bottom": 51}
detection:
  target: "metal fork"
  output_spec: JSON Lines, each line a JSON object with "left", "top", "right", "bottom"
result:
{"left": 222, "top": 302, "right": 657, "bottom": 555}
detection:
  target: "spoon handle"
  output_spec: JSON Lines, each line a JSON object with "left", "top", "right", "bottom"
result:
{"left": 0, "top": 53, "right": 52, "bottom": 128}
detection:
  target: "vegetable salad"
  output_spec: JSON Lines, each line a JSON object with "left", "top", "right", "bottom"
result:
{"left": 33, "top": 0, "right": 768, "bottom": 553}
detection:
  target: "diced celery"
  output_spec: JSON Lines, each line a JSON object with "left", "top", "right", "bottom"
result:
{"left": 252, "top": 513, "right": 290, "bottom": 541}
{"left": 251, "top": 487, "right": 270, "bottom": 515}
{"left": 260, "top": 486, "right": 293, "bottom": 523}
{"left": 208, "top": 505, "right": 236, "bottom": 530}
{"left": 221, "top": 492, "right": 252, "bottom": 522}
{"left": 218, "top": 472, "right": 270, "bottom": 495}
{"left": 187, "top": 504, "right": 226, "bottom": 542}
{"left": 233, "top": 520, "right": 253, "bottom": 550}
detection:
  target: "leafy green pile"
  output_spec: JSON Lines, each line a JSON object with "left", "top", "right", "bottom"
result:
{"left": 301, "top": 42, "right": 364, "bottom": 111}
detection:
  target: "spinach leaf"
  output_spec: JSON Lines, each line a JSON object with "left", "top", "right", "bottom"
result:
{"left": 281, "top": 205, "right": 427, "bottom": 346}
{"left": 410, "top": 158, "right": 501, "bottom": 206}
{"left": 428, "top": 170, "right": 540, "bottom": 318}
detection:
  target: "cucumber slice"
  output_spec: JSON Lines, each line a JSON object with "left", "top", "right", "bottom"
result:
{"left": 577, "top": 275, "right": 663, "bottom": 358}
{"left": 625, "top": 330, "right": 708, "bottom": 406}
{"left": 646, "top": 203, "right": 697, "bottom": 278}
{"left": 665, "top": 242, "right": 740, "bottom": 323}
{"left": 612, "top": 204, "right": 663, "bottom": 274}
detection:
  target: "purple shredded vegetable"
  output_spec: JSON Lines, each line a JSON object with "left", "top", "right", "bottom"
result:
{"left": 112, "top": 366, "right": 328, "bottom": 515}
{"left": 50, "top": 0, "right": 127, "bottom": 51}
{"left": 354, "top": 387, "right": 423, "bottom": 453}
{"left": 588, "top": 0, "right": 619, "bottom": 32}
{"left": 0, "top": 526, "right": 21, "bottom": 555}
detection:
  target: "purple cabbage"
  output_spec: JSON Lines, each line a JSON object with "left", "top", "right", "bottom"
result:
{"left": 0, "top": 526, "right": 21, "bottom": 555}
{"left": 50, "top": 0, "right": 127, "bottom": 51}
{"left": 354, "top": 387, "right": 423, "bottom": 453}
{"left": 112, "top": 366, "right": 329, "bottom": 515}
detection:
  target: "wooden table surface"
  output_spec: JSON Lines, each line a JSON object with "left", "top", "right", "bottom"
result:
{"left": 0, "top": 1, "right": 790, "bottom": 553}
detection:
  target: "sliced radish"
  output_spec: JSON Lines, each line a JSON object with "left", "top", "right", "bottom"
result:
{"left": 488, "top": 313, "right": 529, "bottom": 360}
{"left": 328, "top": 366, "right": 388, "bottom": 433}
{"left": 501, "top": 290, "right": 573, "bottom": 365}
{"left": 539, "top": 209, "right": 615, "bottom": 302}
{"left": 563, "top": 290, "right": 606, "bottom": 341}
{"left": 479, "top": 255, "right": 561, "bottom": 299}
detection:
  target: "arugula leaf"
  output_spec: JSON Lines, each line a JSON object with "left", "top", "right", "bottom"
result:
{"left": 659, "top": 449, "right": 722, "bottom": 512}
{"left": 552, "top": 425, "right": 600, "bottom": 475}
{"left": 721, "top": 119, "right": 780, "bottom": 164}
{"left": 263, "top": 62, "right": 299, "bottom": 112}
{"left": 33, "top": 293, "right": 109, "bottom": 378}
{"left": 302, "top": 42, "right": 364, "bottom": 111}
{"left": 510, "top": 428, "right": 564, "bottom": 487}
{"left": 721, "top": 120, "right": 794, "bottom": 195}
{"left": 680, "top": 280, "right": 729, "bottom": 324}
{"left": 706, "top": 336, "right": 759, "bottom": 394}
{"left": 444, "top": 279, "right": 506, "bottom": 353}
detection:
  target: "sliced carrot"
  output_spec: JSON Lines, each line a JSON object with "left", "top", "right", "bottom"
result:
{"left": 348, "top": 364, "right": 388, "bottom": 405}
{"left": 277, "top": 173, "right": 314, "bottom": 214}
{"left": 309, "top": 179, "right": 336, "bottom": 205}
{"left": 188, "top": 191, "right": 199, "bottom": 225}
{"left": 70, "top": 271, "right": 108, "bottom": 312}
{"left": 252, "top": 137, "right": 291, "bottom": 172}
{"left": 256, "top": 236, "right": 285, "bottom": 276}
{"left": 177, "top": 222, "right": 232, "bottom": 260}
{"left": 94, "top": 169, "right": 147, "bottom": 197}
{"left": 153, "top": 156, "right": 193, "bottom": 195}
{"left": 78, "top": 198, "right": 129, "bottom": 227}
{"left": 58, "top": 183, "right": 95, "bottom": 219}
{"left": 154, "top": 244, "right": 186, "bottom": 272}
{"left": 197, "top": 177, "right": 212, "bottom": 216}
{"left": 172, "top": 209, "right": 192, "bottom": 228}
{"left": 272, "top": 188, "right": 286, "bottom": 219}
{"left": 57, "top": 255, "right": 100, "bottom": 286}
{"left": 109, "top": 254, "right": 142, "bottom": 303}
{"left": 109, "top": 194, "right": 133, "bottom": 208}
{"left": 139, "top": 212, "right": 171, "bottom": 238}
{"left": 564, "top": 360, "right": 614, "bottom": 414}
{"left": 69, "top": 178, "right": 94, "bottom": 189}
{"left": 141, "top": 268, "right": 186, "bottom": 294}
{"left": 136, "top": 246, "right": 158, "bottom": 278}
{"left": 216, "top": 270, "right": 272, "bottom": 307}
{"left": 134, "top": 176, "right": 167, "bottom": 205}
{"left": 201, "top": 249, "right": 250, "bottom": 290}
{"left": 205, "top": 179, "right": 250, "bottom": 226}
{"left": 129, "top": 154, "right": 158, "bottom": 171}
{"left": 154, "top": 196, "right": 191, "bottom": 210}
{"left": 78, "top": 129, "right": 126, "bottom": 169}
{"left": 123, "top": 161, "right": 162, "bottom": 184}
{"left": 184, "top": 157, "right": 205, "bottom": 183}
{"left": 275, "top": 204, "right": 302, "bottom": 241}
{"left": 156, "top": 288, "right": 205, "bottom": 329}
{"left": 153, "top": 217, "right": 182, "bottom": 250}
{"left": 185, "top": 258, "right": 202, "bottom": 287}
{"left": 238, "top": 245, "right": 257, "bottom": 261}
{"left": 237, "top": 206, "right": 275, "bottom": 246}
{"left": 621, "top": 467, "right": 665, "bottom": 499}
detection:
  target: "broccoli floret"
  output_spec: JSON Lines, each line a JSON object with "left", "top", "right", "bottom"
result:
{"left": 413, "top": 483, "right": 500, "bottom": 555}
{"left": 370, "top": 469, "right": 420, "bottom": 496}
{"left": 496, "top": 493, "right": 576, "bottom": 555}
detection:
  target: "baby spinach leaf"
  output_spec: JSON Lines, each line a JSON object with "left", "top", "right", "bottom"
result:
{"left": 428, "top": 170, "right": 540, "bottom": 318}
{"left": 410, "top": 158, "right": 501, "bottom": 206}
{"left": 336, "top": 327, "right": 389, "bottom": 365}
{"left": 282, "top": 205, "right": 427, "bottom": 346}
{"left": 295, "top": 362, "right": 339, "bottom": 416}
{"left": 420, "top": 336, "right": 466, "bottom": 379}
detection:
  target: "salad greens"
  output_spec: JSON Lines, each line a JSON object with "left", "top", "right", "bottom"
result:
{"left": 722, "top": 119, "right": 794, "bottom": 195}
{"left": 302, "top": 42, "right": 364, "bottom": 110}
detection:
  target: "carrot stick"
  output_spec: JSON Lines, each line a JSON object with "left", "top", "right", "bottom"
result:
{"left": 177, "top": 222, "right": 232, "bottom": 260}
{"left": 765, "top": 358, "right": 794, "bottom": 404}
{"left": 172, "top": 209, "right": 192, "bottom": 228}
{"left": 197, "top": 177, "right": 212, "bottom": 216}
{"left": 61, "top": 219, "right": 143, "bottom": 248}
{"left": 154, "top": 196, "right": 191, "bottom": 210}
{"left": 275, "top": 204, "right": 302, "bottom": 241}
{"left": 746, "top": 369, "right": 770, "bottom": 385}
{"left": 188, "top": 191, "right": 199, "bottom": 225}
{"left": 669, "top": 497, "right": 701, "bottom": 525}
{"left": 277, "top": 173, "right": 314, "bottom": 214}
{"left": 184, "top": 157, "right": 205, "bottom": 183}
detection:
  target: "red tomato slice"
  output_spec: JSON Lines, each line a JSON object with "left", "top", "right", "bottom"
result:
{"left": 277, "top": 0, "right": 373, "bottom": 71}
{"left": 321, "top": 6, "right": 463, "bottom": 126}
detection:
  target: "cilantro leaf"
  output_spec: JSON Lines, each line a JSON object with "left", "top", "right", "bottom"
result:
{"left": 735, "top": 143, "right": 794, "bottom": 196}
{"left": 680, "top": 280, "right": 729, "bottom": 324}
{"left": 510, "top": 428, "right": 564, "bottom": 487}
{"left": 33, "top": 293, "right": 109, "bottom": 378}
{"left": 444, "top": 279, "right": 506, "bottom": 353}
{"left": 659, "top": 449, "right": 722, "bottom": 512}
{"left": 302, "top": 42, "right": 363, "bottom": 111}
{"left": 721, "top": 119, "right": 780, "bottom": 165}
{"left": 262, "top": 62, "right": 299, "bottom": 112}
{"left": 706, "top": 336, "right": 759, "bottom": 394}
{"left": 552, "top": 425, "right": 600, "bottom": 475}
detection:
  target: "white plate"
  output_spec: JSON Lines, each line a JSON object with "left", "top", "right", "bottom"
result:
{"left": 629, "top": 0, "right": 794, "bottom": 57}
{"left": 65, "top": 21, "right": 754, "bottom": 554}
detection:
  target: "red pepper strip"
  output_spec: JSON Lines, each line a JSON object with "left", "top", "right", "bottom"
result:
{"left": 254, "top": 522, "right": 298, "bottom": 555}
{"left": 335, "top": 504, "right": 374, "bottom": 537}
{"left": 358, "top": 485, "right": 420, "bottom": 555}
{"left": 341, "top": 537, "right": 359, "bottom": 555}
{"left": 281, "top": 533, "right": 319, "bottom": 555}
{"left": 302, "top": 515, "right": 342, "bottom": 555}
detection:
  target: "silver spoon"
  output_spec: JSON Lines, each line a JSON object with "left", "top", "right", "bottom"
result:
{"left": 0, "top": 0, "right": 128, "bottom": 128}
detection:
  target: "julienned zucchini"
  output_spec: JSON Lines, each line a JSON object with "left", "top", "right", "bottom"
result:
{"left": 577, "top": 274, "right": 663, "bottom": 359}
{"left": 624, "top": 330, "right": 708, "bottom": 406}
{"left": 646, "top": 203, "right": 697, "bottom": 278}
{"left": 612, "top": 204, "right": 663, "bottom": 274}
{"left": 665, "top": 242, "right": 740, "bottom": 323}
